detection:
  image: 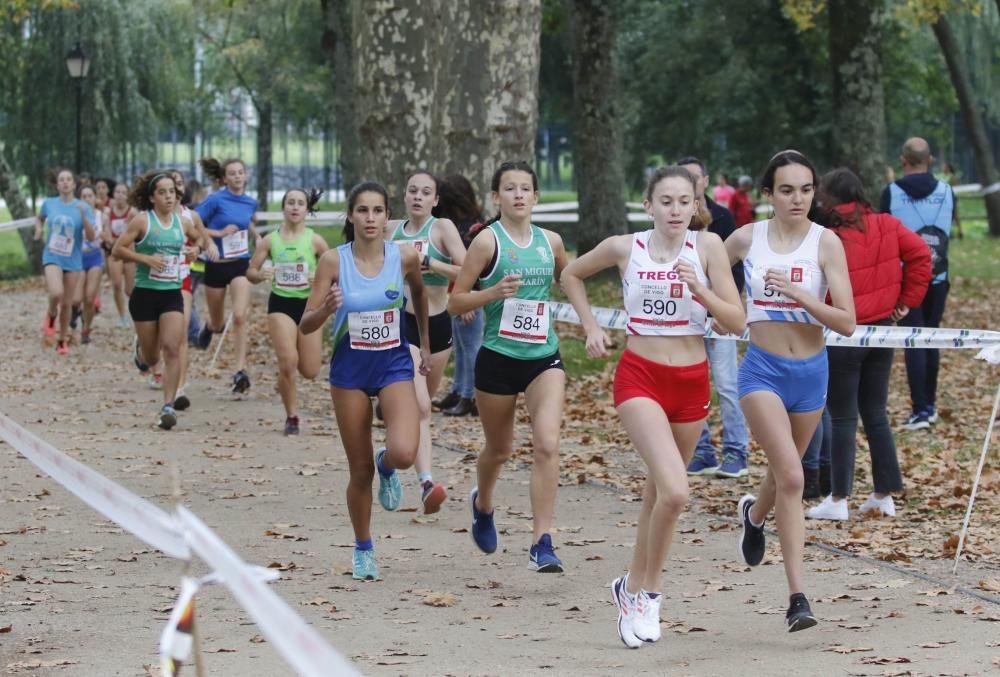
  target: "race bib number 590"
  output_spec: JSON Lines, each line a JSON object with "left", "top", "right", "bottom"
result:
{"left": 498, "top": 299, "right": 550, "bottom": 344}
{"left": 348, "top": 310, "right": 400, "bottom": 350}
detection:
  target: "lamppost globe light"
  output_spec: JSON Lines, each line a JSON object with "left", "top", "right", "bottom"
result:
{"left": 64, "top": 42, "right": 90, "bottom": 80}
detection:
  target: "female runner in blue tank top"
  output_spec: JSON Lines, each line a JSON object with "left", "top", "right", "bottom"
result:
{"left": 300, "top": 181, "right": 430, "bottom": 581}
{"left": 725, "top": 150, "right": 855, "bottom": 632}
{"left": 33, "top": 168, "right": 96, "bottom": 354}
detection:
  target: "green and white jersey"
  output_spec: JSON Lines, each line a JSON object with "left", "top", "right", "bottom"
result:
{"left": 480, "top": 222, "right": 558, "bottom": 360}
{"left": 135, "top": 210, "right": 185, "bottom": 291}
{"left": 392, "top": 217, "right": 451, "bottom": 286}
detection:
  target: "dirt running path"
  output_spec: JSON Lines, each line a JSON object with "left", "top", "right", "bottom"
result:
{"left": 1, "top": 280, "right": 998, "bottom": 676}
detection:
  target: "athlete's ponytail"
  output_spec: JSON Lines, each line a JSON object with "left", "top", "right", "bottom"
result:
{"left": 199, "top": 157, "right": 244, "bottom": 184}
{"left": 343, "top": 181, "right": 389, "bottom": 243}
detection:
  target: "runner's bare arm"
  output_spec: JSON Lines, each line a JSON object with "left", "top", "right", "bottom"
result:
{"left": 689, "top": 231, "right": 746, "bottom": 335}
{"left": 425, "top": 217, "right": 466, "bottom": 281}
{"left": 112, "top": 213, "right": 163, "bottom": 270}
{"left": 299, "top": 248, "right": 342, "bottom": 335}
{"left": 402, "top": 245, "right": 431, "bottom": 375}
{"left": 246, "top": 235, "right": 273, "bottom": 283}
{"left": 447, "top": 229, "right": 500, "bottom": 315}
{"left": 560, "top": 234, "right": 629, "bottom": 355}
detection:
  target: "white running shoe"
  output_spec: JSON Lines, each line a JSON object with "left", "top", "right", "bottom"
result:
{"left": 611, "top": 575, "right": 643, "bottom": 649}
{"left": 806, "top": 495, "right": 849, "bottom": 521}
{"left": 632, "top": 590, "right": 662, "bottom": 642}
{"left": 858, "top": 493, "right": 896, "bottom": 516}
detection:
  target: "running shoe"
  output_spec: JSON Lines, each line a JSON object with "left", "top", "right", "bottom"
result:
{"left": 196, "top": 323, "right": 213, "bottom": 350}
{"left": 55, "top": 340, "right": 69, "bottom": 355}
{"left": 375, "top": 448, "right": 401, "bottom": 511}
{"left": 738, "top": 494, "right": 766, "bottom": 566}
{"left": 81, "top": 328, "right": 92, "bottom": 345}
{"left": 786, "top": 592, "right": 818, "bottom": 632}
{"left": 686, "top": 453, "right": 719, "bottom": 476}
{"left": 901, "top": 411, "right": 930, "bottom": 431}
{"left": 93, "top": 295, "right": 102, "bottom": 313}
{"left": 284, "top": 415, "right": 300, "bottom": 436}
{"left": 806, "top": 495, "right": 848, "bottom": 521}
{"left": 232, "top": 369, "right": 251, "bottom": 394}
{"left": 528, "top": 534, "right": 563, "bottom": 573}
{"left": 43, "top": 313, "right": 57, "bottom": 338}
{"left": 421, "top": 481, "right": 447, "bottom": 515}
{"left": 148, "top": 373, "right": 163, "bottom": 390}
{"left": 433, "top": 391, "right": 461, "bottom": 411}
{"left": 352, "top": 548, "right": 378, "bottom": 581}
{"left": 858, "top": 493, "right": 896, "bottom": 517}
{"left": 469, "top": 487, "right": 497, "bottom": 554}
{"left": 632, "top": 590, "right": 662, "bottom": 643}
{"left": 117, "top": 315, "right": 130, "bottom": 329}
{"left": 132, "top": 336, "right": 149, "bottom": 373}
{"left": 70, "top": 305, "right": 81, "bottom": 330}
{"left": 173, "top": 388, "right": 191, "bottom": 412}
{"left": 716, "top": 452, "right": 749, "bottom": 478}
{"left": 611, "top": 575, "right": 643, "bottom": 649}
{"left": 925, "top": 405, "right": 939, "bottom": 424}
{"left": 158, "top": 404, "right": 177, "bottom": 430}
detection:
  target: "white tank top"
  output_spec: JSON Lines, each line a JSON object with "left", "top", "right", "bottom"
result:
{"left": 622, "top": 229, "right": 709, "bottom": 336}
{"left": 744, "top": 219, "right": 827, "bottom": 326}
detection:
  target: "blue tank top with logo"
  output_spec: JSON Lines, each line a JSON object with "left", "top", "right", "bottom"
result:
{"left": 328, "top": 241, "right": 411, "bottom": 388}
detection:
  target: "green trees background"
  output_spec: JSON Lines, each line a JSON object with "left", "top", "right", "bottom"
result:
{"left": 1, "top": 0, "right": 997, "bottom": 241}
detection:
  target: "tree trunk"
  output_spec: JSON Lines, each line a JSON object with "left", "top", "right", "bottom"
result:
{"left": 932, "top": 16, "right": 1000, "bottom": 237}
{"left": 828, "top": 0, "right": 887, "bottom": 205}
{"left": 568, "top": 0, "right": 626, "bottom": 255}
{"left": 321, "top": 0, "right": 360, "bottom": 194}
{"left": 256, "top": 101, "right": 273, "bottom": 210}
{"left": 440, "top": 1, "right": 542, "bottom": 214}
{"left": 0, "top": 148, "right": 43, "bottom": 274}
{"left": 353, "top": 0, "right": 540, "bottom": 215}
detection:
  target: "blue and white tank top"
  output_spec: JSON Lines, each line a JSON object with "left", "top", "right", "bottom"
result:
{"left": 744, "top": 220, "right": 827, "bottom": 326}
{"left": 330, "top": 241, "right": 407, "bottom": 357}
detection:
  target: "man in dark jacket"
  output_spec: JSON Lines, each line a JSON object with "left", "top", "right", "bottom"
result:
{"left": 880, "top": 137, "right": 954, "bottom": 431}
{"left": 677, "top": 156, "right": 749, "bottom": 479}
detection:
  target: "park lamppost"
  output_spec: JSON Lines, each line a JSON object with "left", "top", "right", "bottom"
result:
{"left": 64, "top": 42, "right": 91, "bottom": 173}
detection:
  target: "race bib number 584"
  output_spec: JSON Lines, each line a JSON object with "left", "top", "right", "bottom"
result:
{"left": 499, "top": 299, "right": 550, "bottom": 344}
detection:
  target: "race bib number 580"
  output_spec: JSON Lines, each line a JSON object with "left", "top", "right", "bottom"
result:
{"left": 348, "top": 310, "right": 400, "bottom": 350}
{"left": 498, "top": 299, "right": 550, "bottom": 344}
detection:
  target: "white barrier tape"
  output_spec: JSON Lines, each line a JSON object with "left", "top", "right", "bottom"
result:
{"left": 549, "top": 302, "right": 1000, "bottom": 349}
{"left": 0, "top": 217, "right": 36, "bottom": 232}
{"left": 160, "top": 576, "right": 198, "bottom": 677}
{"left": 176, "top": 506, "right": 359, "bottom": 677}
{"left": 982, "top": 181, "right": 1000, "bottom": 196}
{"left": 160, "top": 567, "right": 282, "bottom": 676}
{"left": 0, "top": 412, "right": 191, "bottom": 559}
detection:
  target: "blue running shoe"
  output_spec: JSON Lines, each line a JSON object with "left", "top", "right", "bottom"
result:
{"left": 528, "top": 533, "right": 563, "bottom": 573}
{"left": 901, "top": 411, "right": 930, "bottom": 431}
{"left": 469, "top": 487, "right": 497, "bottom": 553}
{"left": 196, "top": 323, "right": 214, "bottom": 350}
{"left": 686, "top": 453, "right": 719, "bottom": 476}
{"left": 375, "top": 448, "right": 401, "bottom": 511}
{"left": 925, "top": 405, "right": 939, "bottom": 424}
{"left": 352, "top": 548, "right": 378, "bottom": 581}
{"left": 716, "top": 452, "right": 748, "bottom": 478}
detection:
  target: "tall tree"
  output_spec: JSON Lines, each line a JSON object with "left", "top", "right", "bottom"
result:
{"left": 321, "top": 0, "right": 360, "bottom": 192}
{"left": 352, "top": 0, "right": 541, "bottom": 213}
{"left": 568, "top": 0, "right": 626, "bottom": 254}
{"left": 931, "top": 14, "right": 1000, "bottom": 235}
{"left": 828, "top": 0, "right": 887, "bottom": 203}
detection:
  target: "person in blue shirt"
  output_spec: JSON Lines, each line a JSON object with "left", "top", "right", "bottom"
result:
{"left": 879, "top": 138, "right": 952, "bottom": 430}
{"left": 193, "top": 157, "right": 260, "bottom": 394}
{"left": 33, "top": 168, "right": 95, "bottom": 355}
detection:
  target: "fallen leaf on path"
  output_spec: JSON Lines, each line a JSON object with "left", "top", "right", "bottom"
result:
{"left": 422, "top": 592, "right": 457, "bottom": 607}
{"left": 250, "top": 634, "right": 266, "bottom": 643}
{"left": 204, "top": 647, "right": 236, "bottom": 653}
{"left": 142, "top": 664, "right": 162, "bottom": 676}
{"left": 824, "top": 645, "right": 873, "bottom": 654}
{"left": 0, "top": 624, "right": 11, "bottom": 633}
{"left": 917, "top": 641, "right": 955, "bottom": 648}
{"left": 859, "top": 656, "right": 912, "bottom": 665}
{"left": 978, "top": 577, "right": 1000, "bottom": 592}
{"left": 6, "top": 658, "right": 80, "bottom": 671}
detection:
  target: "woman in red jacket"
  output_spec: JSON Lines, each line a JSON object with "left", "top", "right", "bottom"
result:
{"left": 807, "top": 168, "right": 932, "bottom": 521}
